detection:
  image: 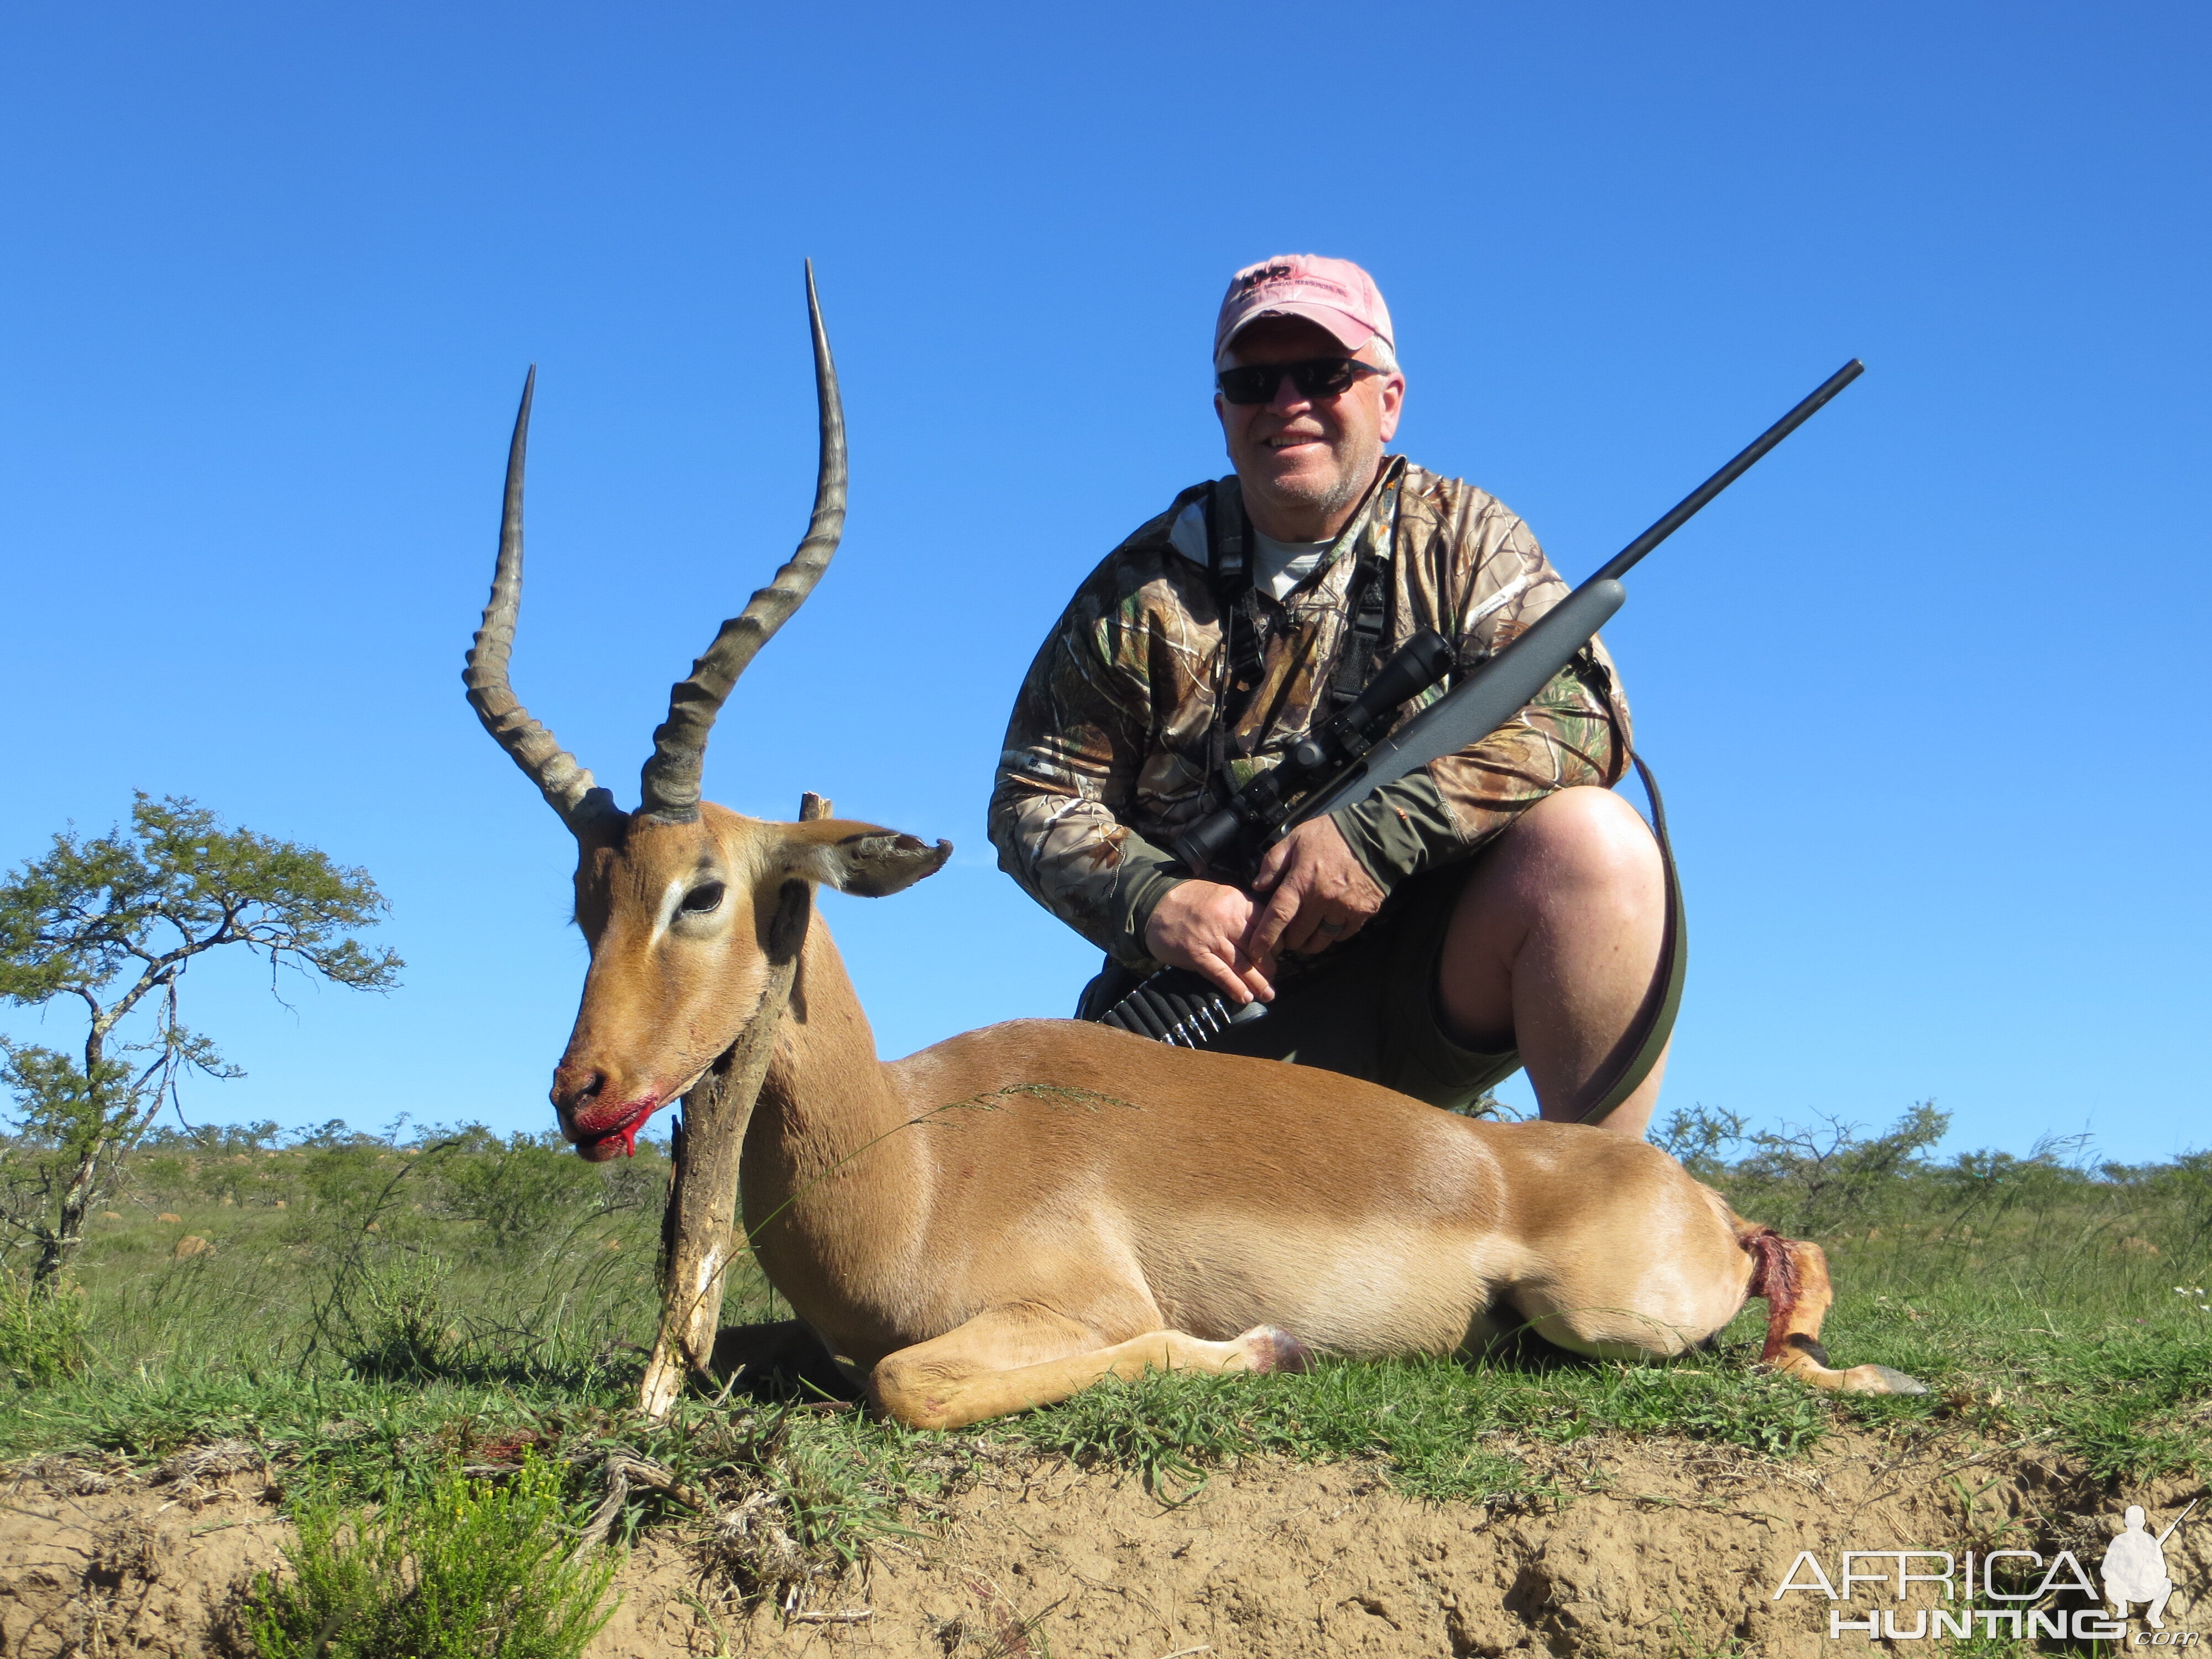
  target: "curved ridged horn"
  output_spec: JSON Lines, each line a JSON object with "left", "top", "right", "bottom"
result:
{"left": 637, "top": 261, "right": 846, "bottom": 822}
{"left": 464, "top": 367, "right": 619, "bottom": 834}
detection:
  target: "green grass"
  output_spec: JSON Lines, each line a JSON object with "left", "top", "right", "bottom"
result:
{"left": 1005, "top": 1345, "right": 1834, "bottom": 1504}
{"left": 0, "top": 1262, "right": 86, "bottom": 1386}
{"left": 1, "top": 1108, "right": 2206, "bottom": 1642}
{"left": 59, "top": 1126, "right": 678, "bottom": 1387}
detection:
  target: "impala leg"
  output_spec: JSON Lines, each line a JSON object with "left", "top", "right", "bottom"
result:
{"left": 1739, "top": 1228, "right": 1926, "bottom": 1394}
{"left": 869, "top": 1303, "right": 1312, "bottom": 1432}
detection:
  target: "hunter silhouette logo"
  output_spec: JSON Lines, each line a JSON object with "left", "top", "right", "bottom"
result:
{"left": 1771, "top": 1496, "right": 2200, "bottom": 1642}
{"left": 2105, "top": 1500, "right": 2195, "bottom": 1632}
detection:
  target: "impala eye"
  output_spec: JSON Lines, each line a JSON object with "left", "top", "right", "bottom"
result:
{"left": 679, "top": 882, "right": 726, "bottom": 915}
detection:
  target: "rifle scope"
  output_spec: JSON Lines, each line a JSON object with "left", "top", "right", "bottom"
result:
{"left": 1172, "top": 627, "right": 1455, "bottom": 877}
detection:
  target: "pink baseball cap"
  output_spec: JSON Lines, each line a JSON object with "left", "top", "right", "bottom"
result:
{"left": 1213, "top": 254, "right": 1394, "bottom": 362}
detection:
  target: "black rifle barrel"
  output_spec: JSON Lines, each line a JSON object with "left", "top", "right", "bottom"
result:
{"left": 1290, "top": 358, "right": 1864, "bottom": 832}
{"left": 1593, "top": 357, "right": 1864, "bottom": 586}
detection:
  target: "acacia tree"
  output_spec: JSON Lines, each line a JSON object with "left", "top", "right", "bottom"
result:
{"left": 0, "top": 794, "right": 400, "bottom": 1288}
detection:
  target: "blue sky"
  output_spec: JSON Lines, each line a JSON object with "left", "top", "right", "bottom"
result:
{"left": 1, "top": 4, "right": 2204, "bottom": 1162}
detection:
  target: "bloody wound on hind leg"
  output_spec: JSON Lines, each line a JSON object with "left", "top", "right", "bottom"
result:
{"left": 1738, "top": 1225, "right": 1926, "bottom": 1394}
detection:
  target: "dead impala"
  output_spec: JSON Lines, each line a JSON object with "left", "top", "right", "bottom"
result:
{"left": 461, "top": 267, "right": 1924, "bottom": 1430}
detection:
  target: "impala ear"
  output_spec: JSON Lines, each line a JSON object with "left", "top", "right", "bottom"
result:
{"left": 782, "top": 819, "right": 952, "bottom": 897}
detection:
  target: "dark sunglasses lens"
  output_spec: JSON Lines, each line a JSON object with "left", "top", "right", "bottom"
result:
{"left": 1217, "top": 366, "right": 1278, "bottom": 405}
{"left": 1217, "top": 358, "right": 1370, "bottom": 404}
{"left": 1288, "top": 359, "right": 1362, "bottom": 398}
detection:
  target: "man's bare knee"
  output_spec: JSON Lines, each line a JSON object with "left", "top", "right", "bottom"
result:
{"left": 1513, "top": 786, "right": 1661, "bottom": 906}
{"left": 1439, "top": 785, "right": 1669, "bottom": 1098}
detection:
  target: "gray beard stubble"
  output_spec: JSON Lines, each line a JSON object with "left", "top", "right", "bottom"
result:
{"left": 1265, "top": 431, "right": 1383, "bottom": 526}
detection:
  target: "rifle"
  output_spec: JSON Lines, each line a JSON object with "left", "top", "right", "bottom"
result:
{"left": 1094, "top": 358, "right": 1865, "bottom": 1051}
{"left": 2156, "top": 1498, "right": 2199, "bottom": 1547}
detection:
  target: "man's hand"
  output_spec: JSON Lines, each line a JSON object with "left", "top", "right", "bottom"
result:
{"left": 1245, "top": 817, "right": 1385, "bottom": 963}
{"left": 1144, "top": 880, "right": 1274, "bottom": 1005}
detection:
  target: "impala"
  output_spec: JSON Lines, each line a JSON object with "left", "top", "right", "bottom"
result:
{"left": 462, "top": 268, "right": 1923, "bottom": 1429}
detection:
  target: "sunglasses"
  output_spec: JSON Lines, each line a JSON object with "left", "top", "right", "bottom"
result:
{"left": 1214, "top": 356, "right": 1391, "bottom": 406}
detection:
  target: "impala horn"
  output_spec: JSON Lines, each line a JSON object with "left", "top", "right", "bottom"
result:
{"left": 637, "top": 260, "right": 847, "bottom": 822}
{"left": 464, "top": 366, "right": 620, "bottom": 834}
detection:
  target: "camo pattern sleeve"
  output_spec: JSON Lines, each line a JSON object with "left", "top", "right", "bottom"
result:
{"left": 988, "top": 489, "right": 1224, "bottom": 968}
{"left": 989, "top": 465, "right": 1635, "bottom": 967}
{"left": 1326, "top": 467, "right": 1633, "bottom": 891}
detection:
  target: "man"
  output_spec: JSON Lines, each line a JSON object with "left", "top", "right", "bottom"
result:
{"left": 989, "top": 255, "right": 1672, "bottom": 1135}
{"left": 2101, "top": 1505, "right": 2177, "bottom": 1630}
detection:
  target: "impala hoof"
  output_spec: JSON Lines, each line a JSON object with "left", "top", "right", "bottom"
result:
{"left": 1767, "top": 1348, "right": 1929, "bottom": 1395}
{"left": 1242, "top": 1325, "right": 1315, "bottom": 1375}
{"left": 1851, "top": 1364, "right": 1928, "bottom": 1395}
{"left": 1801, "top": 1360, "right": 1928, "bottom": 1394}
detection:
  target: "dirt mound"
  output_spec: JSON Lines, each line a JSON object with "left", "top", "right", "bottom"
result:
{"left": 4, "top": 1433, "right": 2204, "bottom": 1657}
{"left": 677, "top": 1433, "right": 2204, "bottom": 1658}
{"left": 0, "top": 1451, "right": 288, "bottom": 1656}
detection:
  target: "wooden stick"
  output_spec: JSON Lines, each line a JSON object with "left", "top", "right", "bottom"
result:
{"left": 567, "top": 1467, "right": 629, "bottom": 1563}
{"left": 611, "top": 1453, "right": 714, "bottom": 1515}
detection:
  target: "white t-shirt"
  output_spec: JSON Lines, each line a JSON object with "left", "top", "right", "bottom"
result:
{"left": 1251, "top": 532, "right": 1331, "bottom": 599}
{"left": 1167, "top": 500, "right": 1331, "bottom": 600}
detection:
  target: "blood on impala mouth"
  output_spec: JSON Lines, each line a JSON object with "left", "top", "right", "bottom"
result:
{"left": 575, "top": 1098, "right": 658, "bottom": 1161}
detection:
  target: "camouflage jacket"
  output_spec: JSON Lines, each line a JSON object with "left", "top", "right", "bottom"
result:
{"left": 988, "top": 457, "right": 1633, "bottom": 969}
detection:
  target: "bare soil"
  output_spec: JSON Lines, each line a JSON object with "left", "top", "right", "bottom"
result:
{"left": 4, "top": 1433, "right": 2204, "bottom": 1658}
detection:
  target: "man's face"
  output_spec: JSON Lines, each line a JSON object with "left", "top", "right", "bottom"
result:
{"left": 1214, "top": 316, "right": 1404, "bottom": 537}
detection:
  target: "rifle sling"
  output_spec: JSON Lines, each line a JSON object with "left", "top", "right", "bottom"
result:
{"left": 1573, "top": 749, "right": 1688, "bottom": 1126}
{"left": 1206, "top": 478, "right": 1264, "bottom": 795}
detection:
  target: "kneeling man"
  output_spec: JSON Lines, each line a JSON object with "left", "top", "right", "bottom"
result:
{"left": 989, "top": 254, "right": 1674, "bottom": 1135}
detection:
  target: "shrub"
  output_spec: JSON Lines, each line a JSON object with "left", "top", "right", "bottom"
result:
{"left": 436, "top": 1130, "right": 606, "bottom": 1243}
{"left": 337, "top": 1250, "right": 461, "bottom": 1379}
{"left": 1656, "top": 1102, "right": 1950, "bottom": 1236}
{"left": 0, "top": 1266, "right": 85, "bottom": 1386}
{"left": 246, "top": 1452, "right": 618, "bottom": 1659}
